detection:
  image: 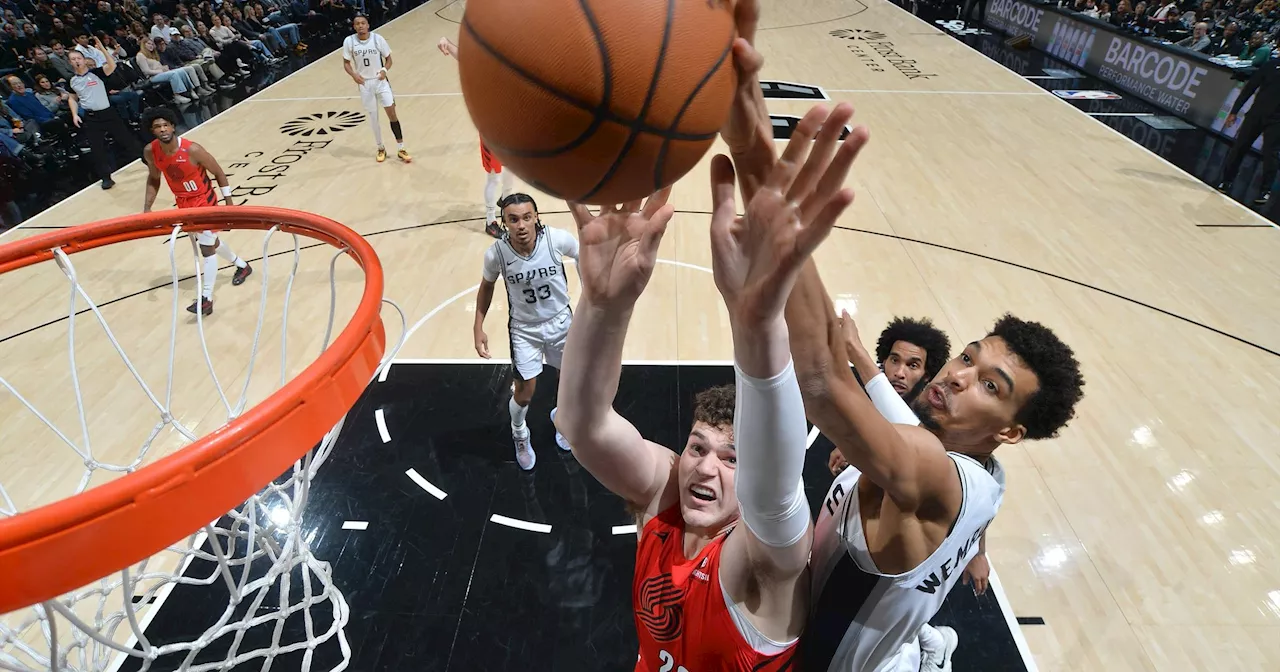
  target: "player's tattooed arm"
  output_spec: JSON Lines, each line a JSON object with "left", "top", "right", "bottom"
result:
{"left": 190, "top": 143, "right": 234, "bottom": 206}
{"left": 142, "top": 148, "right": 161, "bottom": 213}
{"left": 557, "top": 192, "right": 678, "bottom": 517}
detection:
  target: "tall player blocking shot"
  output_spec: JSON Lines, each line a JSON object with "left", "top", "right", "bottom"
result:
{"left": 344, "top": 15, "right": 411, "bottom": 164}
{"left": 141, "top": 107, "right": 252, "bottom": 317}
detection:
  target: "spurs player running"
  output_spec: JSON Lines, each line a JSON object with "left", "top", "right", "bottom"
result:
{"left": 344, "top": 15, "right": 410, "bottom": 164}
{"left": 473, "top": 194, "right": 578, "bottom": 470}
{"left": 141, "top": 107, "right": 252, "bottom": 317}
{"left": 438, "top": 36, "right": 514, "bottom": 239}
{"left": 774, "top": 109, "right": 1083, "bottom": 672}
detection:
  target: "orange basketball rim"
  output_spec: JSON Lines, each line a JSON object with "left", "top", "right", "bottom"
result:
{"left": 0, "top": 207, "right": 386, "bottom": 614}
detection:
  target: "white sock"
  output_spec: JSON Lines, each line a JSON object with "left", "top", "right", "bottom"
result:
{"left": 215, "top": 242, "right": 246, "bottom": 268}
{"left": 918, "top": 624, "right": 944, "bottom": 658}
{"left": 201, "top": 254, "right": 218, "bottom": 300}
{"left": 397, "top": 141, "right": 405, "bottom": 150}
{"left": 501, "top": 169, "right": 514, "bottom": 197}
{"left": 509, "top": 396, "right": 529, "bottom": 433}
{"left": 485, "top": 171, "right": 500, "bottom": 221}
{"left": 370, "top": 114, "right": 383, "bottom": 148}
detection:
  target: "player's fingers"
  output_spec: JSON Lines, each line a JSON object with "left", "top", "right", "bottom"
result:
{"left": 731, "top": 38, "right": 764, "bottom": 78}
{"left": 567, "top": 202, "right": 593, "bottom": 228}
{"left": 622, "top": 199, "right": 644, "bottom": 213}
{"left": 766, "top": 104, "right": 827, "bottom": 193}
{"left": 796, "top": 187, "right": 851, "bottom": 257}
{"left": 709, "top": 155, "right": 737, "bottom": 230}
{"left": 642, "top": 186, "right": 673, "bottom": 217}
{"left": 800, "top": 124, "right": 866, "bottom": 223}
{"left": 734, "top": 0, "right": 760, "bottom": 46}
{"left": 787, "top": 103, "right": 853, "bottom": 204}
{"left": 639, "top": 204, "right": 674, "bottom": 258}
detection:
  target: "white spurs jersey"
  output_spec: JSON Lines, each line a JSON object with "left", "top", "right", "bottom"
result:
{"left": 804, "top": 452, "right": 1006, "bottom": 672}
{"left": 481, "top": 227, "right": 579, "bottom": 325}
{"left": 342, "top": 32, "right": 391, "bottom": 80}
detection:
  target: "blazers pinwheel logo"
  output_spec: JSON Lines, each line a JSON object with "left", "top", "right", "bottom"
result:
{"left": 280, "top": 111, "right": 367, "bottom": 137}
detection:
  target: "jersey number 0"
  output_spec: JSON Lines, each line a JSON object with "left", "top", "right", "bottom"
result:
{"left": 363, "top": 57, "right": 371, "bottom": 67}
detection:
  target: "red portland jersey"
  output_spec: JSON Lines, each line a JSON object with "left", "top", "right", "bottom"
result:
{"left": 633, "top": 507, "right": 797, "bottom": 672}
{"left": 151, "top": 138, "right": 216, "bottom": 208}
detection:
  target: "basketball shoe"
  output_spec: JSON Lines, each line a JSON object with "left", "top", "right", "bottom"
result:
{"left": 376, "top": 147, "right": 387, "bottom": 163}
{"left": 397, "top": 148, "right": 412, "bottom": 163}
{"left": 548, "top": 407, "right": 572, "bottom": 452}
{"left": 513, "top": 428, "right": 536, "bottom": 471}
{"left": 919, "top": 624, "right": 958, "bottom": 672}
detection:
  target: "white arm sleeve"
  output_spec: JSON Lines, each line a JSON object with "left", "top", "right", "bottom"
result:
{"left": 481, "top": 245, "right": 502, "bottom": 283}
{"left": 864, "top": 373, "right": 921, "bottom": 426}
{"left": 733, "top": 359, "right": 811, "bottom": 549}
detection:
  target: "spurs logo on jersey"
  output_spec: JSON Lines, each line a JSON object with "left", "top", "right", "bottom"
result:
{"left": 804, "top": 453, "right": 1005, "bottom": 672}
{"left": 342, "top": 32, "right": 390, "bottom": 80}
{"left": 487, "top": 229, "right": 574, "bottom": 325}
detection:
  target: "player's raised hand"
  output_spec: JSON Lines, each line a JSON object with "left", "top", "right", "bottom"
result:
{"left": 567, "top": 189, "right": 674, "bottom": 309}
{"left": 720, "top": 0, "right": 772, "bottom": 203}
{"left": 709, "top": 103, "right": 866, "bottom": 325}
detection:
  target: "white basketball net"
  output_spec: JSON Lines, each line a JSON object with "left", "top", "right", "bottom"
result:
{"left": 0, "top": 226, "right": 404, "bottom": 672}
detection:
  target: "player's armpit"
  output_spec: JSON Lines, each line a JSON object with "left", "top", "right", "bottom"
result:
{"left": 557, "top": 409, "right": 679, "bottom": 516}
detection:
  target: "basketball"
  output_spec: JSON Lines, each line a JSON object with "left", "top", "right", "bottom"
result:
{"left": 457, "top": 0, "right": 738, "bottom": 205}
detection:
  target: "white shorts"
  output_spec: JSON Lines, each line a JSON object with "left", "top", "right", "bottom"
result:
{"left": 195, "top": 230, "right": 218, "bottom": 246}
{"left": 359, "top": 78, "right": 394, "bottom": 112}
{"left": 509, "top": 309, "right": 570, "bottom": 381}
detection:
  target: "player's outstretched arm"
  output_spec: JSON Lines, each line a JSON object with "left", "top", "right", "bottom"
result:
{"left": 710, "top": 105, "right": 856, "bottom": 594}
{"left": 788, "top": 260, "right": 959, "bottom": 512}
{"left": 473, "top": 250, "right": 500, "bottom": 359}
{"left": 555, "top": 192, "right": 677, "bottom": 514}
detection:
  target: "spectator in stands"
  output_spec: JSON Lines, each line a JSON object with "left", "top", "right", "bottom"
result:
{"left": 1128, "top": 1, "right": 1155, "bottom": 31}
{"left": 4, "top": 73, "right": 60, "bottom": 135}
{"left": 1, "top": 23, "right": 23, "bottom": 77}
{"left": 45, "top": 40, "right": 77, "bottom": 80}
{"left": 246, "top": 4, "right": 302, "bottom": 54}
{"left": 1082, "top": 0, "right": 1101, "bottom": 18}
{"left": 155, "top": 35, "right": 220, "bottom": 89}
{"left": 73, "top": 32, "right": 109, "bottom": 68}
{"left": 1218, "top": 54, "right": 1280, "bottom": 205}
{"left": 172, "top": 4, "right": 196, "bottom": 32}
{"left": 67, "top": 38, "right": 142, "bottom": 189}
{"left": 1178, "top": 21, "right": 1214, "bottom": 50}
{"left": 195, "top": 20, "right": 255, "bottom": 74}
{"left": 26, "top": 46, "right": 66, "bottom": 83}
{"left": 1151, "top": 0, "right": 1179, "bottom": 20}
{"left": 92, "top": 1, "right": 127, "bottom": 36}
{"left": 31, "top": 73, "right": 69, "bottom": 116}
{"left": 1111, "top": 0, "right": 1135, "bottom": 26}
{"left": 150, "top": 13, "right": 179, "bottom": 42}
{"left": 210, "top": 13, "right": 274, "bottom": 61}
{"left": 1241, "top": 29, "right": 1273, "bottom": 62}
{"left": 179, "top": 23, "right": 242, "bottom": 80}
{"left": 12, "top": 21, "right": 37, "bottom": 57}
{"left": 135, "top": 36, "right": 204, "bottom": 103}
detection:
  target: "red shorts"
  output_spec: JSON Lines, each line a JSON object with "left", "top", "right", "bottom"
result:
{"left": 480, "top": 140, "right": 503, "bottom": 173}
{"left": 176, "top": 190, "right": 218, "bottom": 209}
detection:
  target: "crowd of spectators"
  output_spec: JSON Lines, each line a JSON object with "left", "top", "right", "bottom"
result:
{"left": 1062, "top": 0, "right": 1280, "bottom": 62}
{"left": 1, "top": 0, "right": 379, "bottom": 231}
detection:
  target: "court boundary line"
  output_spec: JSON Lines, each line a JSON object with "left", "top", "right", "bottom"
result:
{"left": 825, "top": 88, "right": 1043, "bottom": 95}
{"left": 1, "top": 0, "right": 438, "bottom": 242}
{"left": 888, "top": 3, "right": 1280, "bottom": 231}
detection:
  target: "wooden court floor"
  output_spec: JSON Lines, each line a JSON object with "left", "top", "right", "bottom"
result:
{"left": 2, "top": 0, "right": 1279, "bottom": 669}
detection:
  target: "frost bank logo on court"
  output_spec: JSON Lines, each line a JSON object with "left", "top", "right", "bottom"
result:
{"left": 829, "top": 29, "right": 938, "bottom": 80}
{"left": 279, "top": 110, "right": 367, "bottom": 137}
{"left": 1098, "top": 36, "right": 1207, "bottom": 114}
{"left": 830, "top": 28, "right": 888, "bottom": 41}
